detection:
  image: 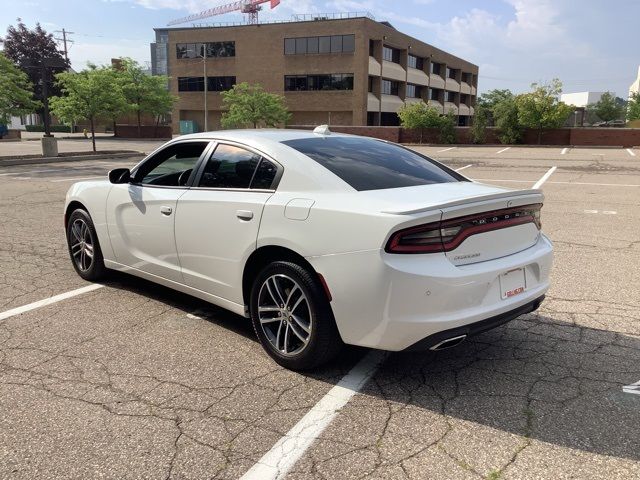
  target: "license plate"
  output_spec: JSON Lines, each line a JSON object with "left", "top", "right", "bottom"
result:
{"left": 500, "top": 268, "right": 526, "bottom": 300}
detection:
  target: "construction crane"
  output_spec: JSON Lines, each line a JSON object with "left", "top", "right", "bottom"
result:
{"left": 168, "top": 0, "right": 280, "bottom": 26}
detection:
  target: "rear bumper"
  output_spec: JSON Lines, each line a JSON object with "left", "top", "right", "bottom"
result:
{"left": 307, "top": 233, "right": 553, "bottom": 351}
{"left": 404, "top": 295, "right": 545, "bottom": 351}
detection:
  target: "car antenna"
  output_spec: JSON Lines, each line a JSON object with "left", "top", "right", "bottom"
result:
{"left": 313, "top": 125, "right": 331, "bottom": 136}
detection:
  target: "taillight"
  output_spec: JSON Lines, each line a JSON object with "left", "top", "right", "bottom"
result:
{"left": 385, "top": 204, "right": 542, "bottom": 254}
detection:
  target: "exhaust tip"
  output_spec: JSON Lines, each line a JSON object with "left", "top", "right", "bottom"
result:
{"left": 429, "top": 334, "right": 467, "bottom": 351}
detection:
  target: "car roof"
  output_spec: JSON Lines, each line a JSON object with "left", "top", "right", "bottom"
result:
{"left": 174, "top": 128, "right": 352, "bottom": 143}
{"left": 164, "top": 129, "right": 365, "bottom": 193}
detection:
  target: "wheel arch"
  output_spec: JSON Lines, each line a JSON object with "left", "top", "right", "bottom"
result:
{"left": 65, "top": 200, "right": 88, "bottom": 226}
{"left": 242, "top": 245, "right": 331, "bottom": 307}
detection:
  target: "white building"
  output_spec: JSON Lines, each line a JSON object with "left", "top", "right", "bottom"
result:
{"left": 630, "top": 65, "right": 640, "bottom": 98}
{"left": 7, "top": 114, "right": 39, "bottom": 130}
{"left": 560, "top": 91, "right": 609, "bottom": 108}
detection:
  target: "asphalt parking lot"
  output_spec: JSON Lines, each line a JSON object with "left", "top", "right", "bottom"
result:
{"left": 0, "top": 145, "right": 639, "bottom": 479}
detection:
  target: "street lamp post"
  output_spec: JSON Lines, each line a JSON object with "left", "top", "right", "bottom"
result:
{"left": 187, "top": 44, "right": 209, "bottom": 132}
{"left": 203, "top": 46, "right": 208, "bottom": 132}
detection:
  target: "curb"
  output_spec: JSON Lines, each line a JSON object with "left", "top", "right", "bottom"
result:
{"left": 0, "top": 152, "right": 145, "bottom": 167}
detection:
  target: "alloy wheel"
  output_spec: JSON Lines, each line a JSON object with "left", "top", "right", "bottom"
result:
{"left": 257, "top": 274, "right": 313, "bottom": 356}
{"left": 69, "top": 218, "right": 94, "bottom": 272}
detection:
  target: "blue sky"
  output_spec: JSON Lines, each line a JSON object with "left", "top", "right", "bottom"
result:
{"left": 1, "top": 0, "right": 638, "bottom": 97}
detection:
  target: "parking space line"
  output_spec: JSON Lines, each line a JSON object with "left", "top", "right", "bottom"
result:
{"left": 532, "top": 166, "right": 557, "bottom": 189}
{"left": 561, "top": 148, "right": 570, "bottom": 155}
{"left": 623, "top": 381, "right": 640, "bottom": 395}
{"left": 241, "top": 350, "right": 386, "bottom": 480}
{"left": 627, "top": 149, "right": 636, "bottom": 157}
{"left": 437, "top": 147, "right": 456, "bottom": 153}
{"left": 0, "top": 284, "right": 103, "bottom": 322}
{"left": 496, "top": 147, "right": 510, "bottom": 154}
{"left": 455, "top": 164, "right": 472, "bottom": 172}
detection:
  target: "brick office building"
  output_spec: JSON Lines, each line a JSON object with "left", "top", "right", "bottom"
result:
{"left": 151, "top": 13, "right": 478, "bottom": 132}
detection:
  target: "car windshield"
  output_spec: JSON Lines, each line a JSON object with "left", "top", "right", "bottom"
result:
{"left": 281, "top": 136, "right": 463, "bottom": 191}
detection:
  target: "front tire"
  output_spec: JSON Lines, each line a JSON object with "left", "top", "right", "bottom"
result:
{"left": 66, "top": 209, "right": 107, "bottom": 281}
{"left": 250, "top": 261, "right": 343, "bottom": 370}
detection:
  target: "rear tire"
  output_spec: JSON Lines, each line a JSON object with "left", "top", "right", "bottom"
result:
{"left": 250, "top": 261, "right": 343, "bottom": 370}
{"left": 66, "top": 209, "right": 108, "bottom": 281}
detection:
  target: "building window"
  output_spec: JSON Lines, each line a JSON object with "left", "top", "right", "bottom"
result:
{"left": 446, "top": 67, "right": 458, "bottom": 79}
{"left": 430, "top": 88, "right": 441, "bottom": 101}
{"left": 178, "top": 76, "right": 235, "bottom": 92}
{"left": 284, "top": 38, "right": 295, "bottom": 55}
{"left": 368, "top": 76, "right": 374, "bottom": 93}
{"left": 369, "top": 39, "right": 375, "bottom": 56}
{"left": 461, "top": 72, "right": 471, "bottom": 84}
{"left": 381, "top": 79, "right": 399, "bottom": 96}
{"left": 284, "top": 35, "right": 355, "bottom": 55}
{"left": 445, "top": 91, "right": 456, "bottom": 102}
{"left": 284, "top": 74, "right": 354, "bottom": 91}
{"left": 295, "top": 37, "right": 307, "bottom": 54}
{"left": 382, "top": 45, "right": 400, "bottom": 63}
{"left": 406, "top": 84, "right": 422, "bottom": 98}
{"left": 460, "top": 93, "right": 469, "bottom": 104}
{"left": 408, "top": 54, "right": 423, "bottom": 70}
{"left": 430, "top": 62, "right": 442, "bottom": 76}
{"left": 208, "top": 76, "right": 236, "bottom": 92}
{"left": 176, "top": 42, "right": 235, "bottom": 59}
{"left": 178, "top": 77, "right": 204, "bottom": 91}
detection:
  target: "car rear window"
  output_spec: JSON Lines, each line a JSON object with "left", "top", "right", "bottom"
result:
{"left": 281, "top": 136, "right": 462, "bottom": 191}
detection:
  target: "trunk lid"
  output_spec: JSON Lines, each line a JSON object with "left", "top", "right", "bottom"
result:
{"left": 376, "top": 182, "right": 544, "bottom": 266}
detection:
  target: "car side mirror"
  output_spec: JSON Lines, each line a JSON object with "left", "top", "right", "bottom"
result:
{"left": 109, "top": 168, "right": 131, "bottom": 184}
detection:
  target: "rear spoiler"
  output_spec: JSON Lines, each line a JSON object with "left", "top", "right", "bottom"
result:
{"left": 382, "top": 189, "right": 544, "bottom": 215}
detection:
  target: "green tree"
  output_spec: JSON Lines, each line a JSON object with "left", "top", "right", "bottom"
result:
{"left": 50, "top": 66, "right": 128, "bottom": 151}
{"left": 115, "top": 58, "right": 176, "bottom": 136}
{"left": 439, "top": 110, "right": 457, "bottom": 144}
{"left": 0, "top": 21, "right": 69, "bottom": 108}
{"left": 0, "top": 52, "right": 40, "bottom": 125}
{"left": 516, "top": 79, "right": 573, "bottom": 144}
{"left": 397, "top": 102, "right": 443, "bottom": 143}
{"left": 494, "top": 97, "right": 523, "bottom": 144}
{"left": 626, "top": 92, "right": 640, "bottom": 121}
{"left": 470, "top": 103, "right": 489, "bottom": 144}
{"left": 588, "top": 91, "right": 624, "bottom": 123}
{"left": 221, "top": 82, "right": 290, "bottom": 129}
{"left": 478, "top": 89, "right": 514, "bottom": 125}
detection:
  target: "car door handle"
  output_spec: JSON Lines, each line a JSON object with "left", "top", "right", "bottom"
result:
{"left": 160, "top": 206, "right": 173, "bottom": 216}
{"left": 236, "top": 210, "right": 254, "bottom": 221}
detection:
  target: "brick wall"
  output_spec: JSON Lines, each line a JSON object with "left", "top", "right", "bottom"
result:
{"left": 0, "top": 129, "right": 21, "bottom": 140}
{"left": 115, "top": 125, "right": 172, "bottom": 139}
{"left": 289, "top": 125, "right": 640, "bottom": 147}
{"left": 569, "top": 128, "right": 640, "bottom": 147}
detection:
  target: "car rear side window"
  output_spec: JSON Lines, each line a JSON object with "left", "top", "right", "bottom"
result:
{"left": 250, "top": 159, "right": 278, "bottom": 189}
{"left": 199, "top": 144, "right": 268, "bottom": 189}
{"left": 281, "top": 137, "right": 462, "bottom": 191}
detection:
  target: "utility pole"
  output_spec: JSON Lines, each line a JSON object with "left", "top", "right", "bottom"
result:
{"left": 54, "top": 29, "right": 74, "bottom": 64}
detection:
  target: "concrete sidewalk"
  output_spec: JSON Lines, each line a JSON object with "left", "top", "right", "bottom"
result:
{"left": 0, "top": 137, "right": 165, "bottom": 158}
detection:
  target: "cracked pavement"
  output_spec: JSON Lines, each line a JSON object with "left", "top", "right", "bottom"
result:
{"left": 1, "top": 147, "right": 639, "bottom": 479}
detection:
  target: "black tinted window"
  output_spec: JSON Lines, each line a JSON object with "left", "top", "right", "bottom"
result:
{"left": 282, "top": 137, "right": 461, "bottom": 191}
{"left": 199, "top": 144, "right": 260, "bottom": 189}
{"left": 251, "top": 159, "right": 278, "bottom": 189}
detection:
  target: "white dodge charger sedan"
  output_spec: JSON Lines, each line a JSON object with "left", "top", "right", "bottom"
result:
{"left": 64, "top": 127, "right": 553, "bottom": 370}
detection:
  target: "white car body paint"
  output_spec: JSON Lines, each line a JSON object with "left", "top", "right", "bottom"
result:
{"left": 65, "top": 129, "right": 553, "bottom": 351}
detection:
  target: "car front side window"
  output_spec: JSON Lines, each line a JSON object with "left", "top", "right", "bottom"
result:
{"left": 198, "top": 144, "right": 262, "bottom": 189}
{"left": 135, "top": 142, "right": 209, "bottom": 187}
